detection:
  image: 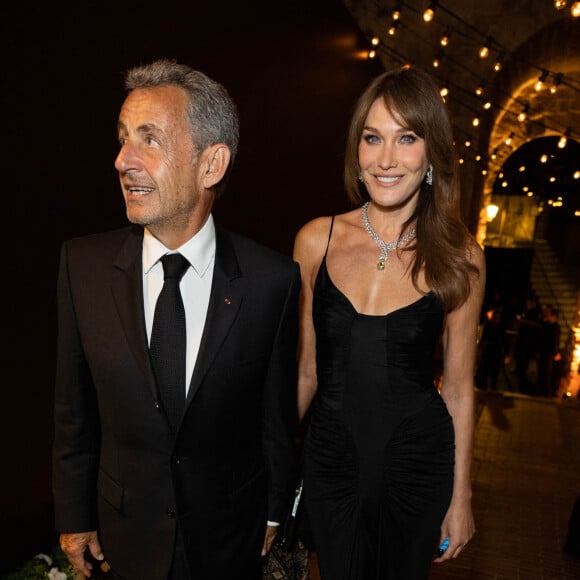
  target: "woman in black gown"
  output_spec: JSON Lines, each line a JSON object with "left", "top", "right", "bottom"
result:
{"left": 293, "top": 67, "right": 485, "bottom": 579}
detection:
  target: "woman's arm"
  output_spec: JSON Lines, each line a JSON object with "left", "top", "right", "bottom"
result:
{"left": 436, "top": 241, "right": 486, "bottom": 561}
{"left": 292, "top": 217, "right": 330, "bottom": 423}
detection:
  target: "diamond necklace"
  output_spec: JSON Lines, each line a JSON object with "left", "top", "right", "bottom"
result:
{"left": 361, "top": 201, "right": 416, "bottom": 271}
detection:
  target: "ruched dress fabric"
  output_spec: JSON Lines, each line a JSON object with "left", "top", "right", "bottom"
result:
{"left": 303, "top": 233, "right": 455, "bottom": 580}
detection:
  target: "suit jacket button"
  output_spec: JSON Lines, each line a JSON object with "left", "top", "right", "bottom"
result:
{"left": 166, "top": 507, "right": 176, "bottom": 518}
{"left": 172, "top": 455, "right": 181, "bottom": 464}
{"left": 154, "top": 401, "right": 161, "bottom": 410}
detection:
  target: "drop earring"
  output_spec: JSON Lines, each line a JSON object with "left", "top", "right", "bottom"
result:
{"left": 425, "top": 167, "right": 433, "bottom": 186}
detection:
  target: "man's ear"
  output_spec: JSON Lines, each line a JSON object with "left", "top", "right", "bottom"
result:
{"left": 201, "top": 144, "right": 231, "bottom": 189}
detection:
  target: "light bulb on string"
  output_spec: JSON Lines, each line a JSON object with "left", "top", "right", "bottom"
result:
{"left": 392, "top": 3, "right": 402, "bottom": 20}
{"left": 494, "top": 53, "right": 504, "bottom": 72}
{"left": 371, "top": 36, "right": 380, "bottom": 46}
{"left": 535, "top": 70, "right": 548, "bottom": 91}
{"left": 440, "top": 29, "right": 451, "bottom": 46}
{"left": 572, "top": 2, "right": 580, "bottom": 16}
{"left": 368, "top": 49, "right": 377, "bottom": 59}
{"left": 388, "top": 21, "right": 399, "bottom": 36}
{"left": 505, "top": 132, "right": 514, "bottom": 146}
{"left": 479, "top": 37, "right": 491, "bottom": 59}
{"left": 518, "top": 104, "right": 529, "bottom": 123}
{"left": 550, "top": 73, "right": 562, "bottom": 93}
{"left": 423, "top": 2, "right": 437, "bottom": 22}
{"left": 554, "top": 0, "right": 567, "bottom": 9}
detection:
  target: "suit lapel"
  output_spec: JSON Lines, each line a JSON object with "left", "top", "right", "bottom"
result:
{"left": 186, "top": 228, "right": 243, "bottom": 404}
{"left": 110, "top": 227, "right": 158, "bottom": 401}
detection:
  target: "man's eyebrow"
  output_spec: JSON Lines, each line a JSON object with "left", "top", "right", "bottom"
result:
{"left": 116, "top": 121, "right": 162, "bottom": 134}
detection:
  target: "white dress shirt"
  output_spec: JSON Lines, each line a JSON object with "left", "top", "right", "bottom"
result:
{"left": 142, "top": 215, "right": 216, "bottom": 395}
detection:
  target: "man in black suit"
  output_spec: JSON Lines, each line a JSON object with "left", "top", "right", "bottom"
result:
{"left": 52, "top": 59, "right": 300, "bottom": 580}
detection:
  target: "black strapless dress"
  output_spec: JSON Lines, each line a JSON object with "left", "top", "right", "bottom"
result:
{"left": 303, "top": 257, "right": 454, "bottom": 580}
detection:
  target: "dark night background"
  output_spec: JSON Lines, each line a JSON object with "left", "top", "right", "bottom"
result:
{"left": 1, "top": 0, "right": 384, "bottom": 572}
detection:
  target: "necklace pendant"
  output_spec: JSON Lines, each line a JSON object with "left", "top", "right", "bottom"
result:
{"left": 377, "top": 258, "right": 385, "bottom": 271}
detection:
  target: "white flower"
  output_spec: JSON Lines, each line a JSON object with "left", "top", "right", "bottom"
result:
{"left": 34, "top": 553, "right": 53, "bottom": 566}
{"left": 48, "top": 567, "right": 68, "bottom": 580}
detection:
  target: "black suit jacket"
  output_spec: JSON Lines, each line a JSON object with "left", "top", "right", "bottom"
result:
{"left": 52, "top": 224, "right": 300, "bottom": 579}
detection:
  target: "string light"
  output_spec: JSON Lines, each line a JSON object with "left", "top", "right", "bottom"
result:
{"left": 494, "top": 53, "right": 504, "bottom": 71}
{"left": 388, "top": 21, "right": 399, "bottom": 36}
{"left": 432, "top": 52, "right": 442, "bottom": 68}
{"left": 423, "top": 2, "right": 437, "bottom": 22}
{"left": 571, "top": 2, "right": 580, "bottom": 16}
{"left": 518, "top": 104, "right": 529, "bottom": 123}
{"left": 505, "top": 132, "right": 514, "bottom": 146}
{"left": 392, "top": 3, "right": 402, "bottom": 20}
{"left": 472, "top": 116, "right": 480, "bottom": 127}
{"left": 550, "top": 73, "right": 562, "bottom": 93}
{"left": 554, "top": 0, "right": 567, "bottom": 8}
{"left": 440, "top": 29, "right": 450, "bottom": 46}
{"left": 440, "top": 85, "right": 449, "bottom": 97}
{"left": 479, "top": 37, "right": 491, "bottom": 59}
{"left": 535, "top": 70, "right": 548, "bottom": 91}
{"left": 483, "top": 99, "right": 492, "bottom": 110}
{"left": 371, "top": 36, "right": 380, "bottom": 46}
{"left": 558, "top": 129, "right": 570, "bottom": 148}
{"left": 475, "top": 83, "right": 485, "bottom": 96}
{"left": 465, "top": 135, "right": 472, "bottom": 147}
{"left": 368, "top": 49, "right": 377, "bottom": 59}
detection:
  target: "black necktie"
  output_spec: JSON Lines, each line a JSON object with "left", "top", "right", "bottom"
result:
{"left": 150, "top": 253, "right": 190, "bottom": 432}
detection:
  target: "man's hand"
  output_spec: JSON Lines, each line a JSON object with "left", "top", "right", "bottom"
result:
{"left": 261, "top": 524, "right": 279, "bottom": 557}
{"left": 60, "top": 531, "right": 104, "bottom": 578}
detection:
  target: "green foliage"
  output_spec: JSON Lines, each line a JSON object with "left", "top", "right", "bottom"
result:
{"left": 2, "top": 545, "right": 75, "bottom": 580}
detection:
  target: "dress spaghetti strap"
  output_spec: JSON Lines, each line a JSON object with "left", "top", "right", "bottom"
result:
{"left": 324, "top": 216, "right": 335, "bottom": 258}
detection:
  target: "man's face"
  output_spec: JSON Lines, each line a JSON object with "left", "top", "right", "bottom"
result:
{"left": 115, "top": 86, "right": 204, "bottom": 237}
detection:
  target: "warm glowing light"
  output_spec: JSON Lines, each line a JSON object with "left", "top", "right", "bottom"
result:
{"left": 423, "top": 4, "right": 436, "bottom": 22}
{"left": 518, "top": 105, "right": 528, "bottom": 123}
{"left": 535, "top": 71, "right": 548, "bottom": 91}
{"left": 554, "top": 0, "right": 567, "bottom": 8}
{"left": 458, "top": 156, "right": 464, "bottom": 165}
{"left": 472, "top": 117, "right": 480, "bottom": 127}
{"left": 388, "top": 22, "right": 398, "bottom": 35}
{"left": 475, "top": 85, "right": 484, "bottom": 96}
{"left": 475, "top": 155, "right": 481, "bottom": 161}
{"left": 527, "top": 191, "right": 534, "bottom": 197}
{"left": 550, "top": 73, "right": 562, "bottom": 93}
{"left": 483, "top": 101, "right": 492, "bottom": 110}
{"left": 368, "top": 50, "right": 376, "bottom": 59}
{"left": 502, "top": 181, "right": 508, "bottom": 188}
{"left": 519, "top": 165, "right": 526, "bottom": 172}
{"left": 371, "top": 36, "right": 380, "bottom": 46}
{"left": 440, "top": 34, "right": 449, "bottom": 46}
{"left": 432, "top": 56, "right": 440, "bottom": 68}
{"left": 482, "top": 169, "right": 488, "bottom": 175}
{"left": 499, "top": 172, "right": 504, "bottom": 179}
{"left": 558, "top": 135, "right": 568, "bottom": 148}
{"left": 505, "top": 133, "right": 514, "bottom": 146}
{"left": 572, "top": 2, "right": 580, "bottom": 16}
{"left": 575, "top": 210, "right": 580, "bottom": 216}
{"left": 540, "top": 154, "right": 548, "bottom": 163}
{"left": 491, "top": 149, "right": 498, "bottom": 160}
{"left": 440, "top": 86, "right": 449, "bottom": 97}
{"left": 523, "top": 186, "right": 529, "bottom": 192}
{"left": 574, "top": 170, "right": 580, "bottom": 179}
{"left": 486, "top": 204, "right": 499, "bottom": 221}
{"left": 392, "top": 5, "right": 401, "bottom": 20}
{"left": 550, "top": 176, "right": 557, "bottom": 183}
{"left": 479, "top": 38, "right": 491, "bottom": 59}
{"left": 465, "top": 137, "right": 472, "bottom": 147}
{"left": 494, "top": 56, "right": 503, "bottom": 71}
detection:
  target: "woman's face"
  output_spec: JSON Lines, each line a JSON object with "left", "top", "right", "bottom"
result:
{"left": 358, "top": 98, "right": 430, "bottom": 210}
